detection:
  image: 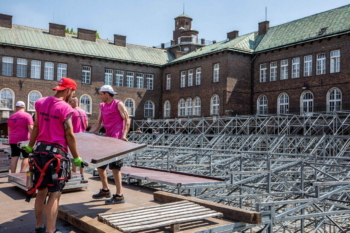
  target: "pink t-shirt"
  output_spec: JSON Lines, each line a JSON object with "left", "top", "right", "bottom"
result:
{"left": 100, "top": 100, "right": 125, "bottom": 139}
{"left": 35, "top": 96, "right": 74, "bottom": 149}
{"left": 8, "top": 111, "right": 34, "bottom": 144}
{"left": 71, "top": 107, "right": 88, "bottom": 133}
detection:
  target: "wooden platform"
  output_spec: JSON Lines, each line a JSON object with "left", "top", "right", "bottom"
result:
{"left": 0, "top": 147, "right": 10, "bottom": 178}
{"left": 98, "top": 200, "right": 223, "bottom": 232}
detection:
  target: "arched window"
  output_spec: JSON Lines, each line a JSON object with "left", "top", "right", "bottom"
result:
{"left": 0, "top": 88, "right": 14, "bottom": 110}
{"left": 144, "top": 100, "right": 154, "bottom": 118}
{"left": 164, "top": 101, "right": 171, "bottom": 118}
{"left": 210, "top": 95, "right": 220, "bottom": 115}
{"left": 278, "top": 93, "right": 289, "bottom": 114}
{"left": 79, "top": 95, "right": 92, "bottom": 114}
{"left": 125, "top": 99, "right": 135, "bottom": 116}
{"left": 194, "top": 97, "right": 201, "bottom": 116}
{"left": 257, "top": 95, "right": 268, "bottom": 114}
{"left": 186, "top": 98, "right": 192, "bottom": 116}
{"left": 327, "top": 88, "right": 342, "bottom": 112}
{"left": 28, "top": 91, "right": 42, "bottom": 111}
{"left": 301, "top": 91, "right": 313, "bottom": 115}
{"left": 178, "top": 99, "right": 185, "bottom": 117}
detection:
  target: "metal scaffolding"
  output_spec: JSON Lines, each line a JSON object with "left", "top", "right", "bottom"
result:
{"left": 126, "top": 112, "right": 350, "bottom": 232}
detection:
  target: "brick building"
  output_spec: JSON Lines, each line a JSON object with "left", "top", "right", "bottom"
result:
{"left": 1, "top": 4, "right": 350, "bottom": 130}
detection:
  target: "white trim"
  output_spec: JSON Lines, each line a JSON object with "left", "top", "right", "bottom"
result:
{"left": 27, "top": 90, "right": 42, "bottom": 112}
{"left": 125, "top": 98, "right": 135, "bottom": 116}
{"left": 257, "top": 95, "right": 268, "bottom": 115}
{"left": 79, "top": 94, "right": 92, "bottom": 114}
{"left": 326, "top": 87, "right": 342, "bottom": 112}
{"left": 164, "top": 100, "right": 171, "bottom": 118}
{"left": 277, "top": 93, "right": 289, "bottom": 114}
{"left": 0, "top": 88, "right": 15, "bottom": 110}
{"left": 210, "top": 94, "right": 220, "bottom": 115}
{"left": 144, "top": 100, "right": 155, "bottom": 118}
{"left": 300, "top": 91, "right": 314, "bottom": 115}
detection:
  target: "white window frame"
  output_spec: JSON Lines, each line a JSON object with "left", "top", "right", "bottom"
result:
{"left": 260, "top": 64, "right": 267, "bottom": 82}
{"left": 292, "top": 58, "right": 300, "bottom": 78}
{"left": 330, "top": 50, "right": 340, "bottom": 73}
{"left": 180, "top": 71, "right": 186, "bottom": 88}
{"left": 257, "top": 95, "right": 268, "bottom": 115}
{"left": 79, "top": 94, "right": 92, "bottom": 114}
{"left": 166, "top": 74, "right": 171, "bottom": 90}
{"left": 104, "top": 69, "right": 113, "bottom": 85}
{"left": 136, "top": 73, "right": 144, "bottom": 89}
{"left": 17, "top": 58, "right": 27, "bottom": 78}
{"left": 28, "top": 90, "right": 42, "bottom": 112}
{"left": 144, "top": 100, "right": 154, "bottom": 118}
{"left": 196, "top": 68, "right": 201, "bottom": 85}
{"left": 116, "top": 70, "right": 124, "bottom": 87}
{"left": 164, "top": 100, "right": 171, "bottom": 118}
{"left": 44, "top": 62, "right": 54, "bottom": 80}
{"left": 146, "top": 74, "right": 154, "bottom": 90}
{"left": 278, "top": 93, "right": 289, "bottom": 114}
{"left": 31, "top": 60, "right": 41, "bottom": 79}
{"left": 210, "top": 94, "right": 219, "bottom": 115}
{"left": 327, "top": 88, "right": 342, "bottom": 112}
{"left": 194, "top": 97, "right": 201, "bottom": 116}
{"left": 82, "top": 66, "right": 91, "bottom": 84}
{"left": 185, "top": 98, "right": 193, "bottom": 116}
{"left": 0, "top": 88, "right": 14, "bottom": 110}
{"left": 301, "top": 91, "right": 314, "bottom": 115}
{"left": 178, "top": 99, "right": 185, "bottom": 117}
{"left": 213, "top": 63, "right": 219, "bottom": 82}
{"left": 126, "top": 72, "right": 134, "bottom": 88}
{"left": 125, "top": 98, "right": 135, "bottom": 116}
{"left": 270, "top": 62, "right": 277, "bottom": 81}
{"left": 304, "top": 55, "right": 312, "bottom": 77}
{"left": 188, "top": 69, "right": 193, "bottom": 87}
{"left": 280, "top": 60, "right": 288, "bottom": 80}
{"left": 2, "top": 57, "right": 13, "bottom": 76}
{"left": 316, "top": 53, "right": 326, "bottom": 75}
{"left": 57, "top": 63, "right": 67, "bottom": 81}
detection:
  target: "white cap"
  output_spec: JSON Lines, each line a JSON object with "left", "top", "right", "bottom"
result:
{"left": 99, "top": 85, "right": 117, "bottom": 95}
{"left": 15, "top": 101, "right": 25, "bottom": 108}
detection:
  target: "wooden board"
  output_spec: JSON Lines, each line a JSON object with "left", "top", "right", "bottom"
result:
{"left": 153, "top": 191, "right": 262, "bottom": 224}
{"left": 98, "top": 201, "right": 223, "bottom": 232}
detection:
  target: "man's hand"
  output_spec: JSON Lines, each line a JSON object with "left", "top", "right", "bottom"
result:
{"left": 121, "top": 137, "right": 128, "bottom": 142}
{"left": 73, "top": 157, "right": 88, "bottom": 168}
{"left": 22, "top": 145, "right": 33, "bottom": 153}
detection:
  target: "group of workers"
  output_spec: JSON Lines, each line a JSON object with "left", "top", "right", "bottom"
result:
{"left": 7, "top": 78, "right": 130, "bottom": 233}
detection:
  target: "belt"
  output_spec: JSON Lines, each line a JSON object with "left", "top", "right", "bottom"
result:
{"left": 34, "top": 141, "right": 68, "bottom": 157}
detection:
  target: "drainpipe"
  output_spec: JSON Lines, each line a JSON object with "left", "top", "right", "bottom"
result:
{"left": 250, "top": 55, "right": 258, "bottom": 115}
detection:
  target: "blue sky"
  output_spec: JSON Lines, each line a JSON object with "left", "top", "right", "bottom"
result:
{"left": 1, "top": 0, "right": 349, "bottom": 47}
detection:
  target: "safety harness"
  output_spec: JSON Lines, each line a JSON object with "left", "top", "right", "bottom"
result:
{"left": 26, "top": 141, "right": 71, "bottom": 202}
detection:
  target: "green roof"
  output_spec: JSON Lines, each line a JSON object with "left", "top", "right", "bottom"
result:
{"left": 0, "top": 25, "right": 174, "bottom": 66}
{"left": 175, "top": 13, "right": 192, "bottom": 19}
{"left": 255, "top": 4, "right": 350, "bottom": 52}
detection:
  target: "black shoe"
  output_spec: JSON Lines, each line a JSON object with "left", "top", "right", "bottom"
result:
{"left": 92, "top": 189, "right": 111, "bottom": 199}
{"left": 35, "top": 226, "right": 45, "bottom": 233}
{"left": 105, "top": 194, "right": 125, "bottom": 205}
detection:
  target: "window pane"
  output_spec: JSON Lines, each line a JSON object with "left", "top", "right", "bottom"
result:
{"left": 116, "top": 70, "right": 124, "bottom": 87}
{"left": 57, "top": 63, "right": 67, "bottom": 81}
{"left": 17, "top": 58, "right": 27, "bottom": 78}
{"left": 146, "top": 74, "right": 154, "bottom": 90}
{"left": 104, "top": 69, "right": 113, "bottom": 85}
{"left": 2, "top": 57, "right": 13, "bottom": 76}
{"left": 44, "top": 62, "right": 54, "bottom": 80}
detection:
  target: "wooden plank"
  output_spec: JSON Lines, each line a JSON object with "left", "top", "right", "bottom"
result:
{"left": 153, "top": 191, "right": 262, "bottom": 224}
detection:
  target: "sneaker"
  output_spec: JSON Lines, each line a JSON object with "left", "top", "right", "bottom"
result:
{"left": 54, "top": 230, "right": 63, "bottom": 233}
{"left": 92, "top": 189, "right": 111, "bottom": 199}
{"left": 35, "top": 226, "right": 45, "bottom": 233}
{"left": 105, "top": 194, "right": 125, "bottom": 205}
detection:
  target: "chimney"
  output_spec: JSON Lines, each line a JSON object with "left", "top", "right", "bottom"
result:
{"left": 201, "top": 38, "right": 205, "bottom": 45}
{"left": 258, "top": 21, "right": 269, "bottom": 35}
{"left": 78, "top": 28, "right": 96, "bottom": 42}
{"left": 213, "top": 40, "right": 216, "bottom": 44}
{"left": 0, "top": 13, "right": 12, "bottom": 28}
{"left": 227, "top": 30, "right": 239, "bottom": 40}
{"left": 114, "top": 34, "right": 126, "bottom": 47}
{"left": 161, "top": 43, "right": 165, "bottom": 49}
{"left": 49, "top": 23, "right": 66, "bottom": 37}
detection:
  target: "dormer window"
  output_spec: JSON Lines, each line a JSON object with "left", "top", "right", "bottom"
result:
{"left": 318, "top": 27, "right": 327, "bottom": 35}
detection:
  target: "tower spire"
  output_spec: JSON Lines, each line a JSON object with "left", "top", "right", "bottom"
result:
{"left": 183, "top": 3, "right": 185, "bottom": 14}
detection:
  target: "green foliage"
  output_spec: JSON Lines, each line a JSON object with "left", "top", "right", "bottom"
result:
{"left": 65, "top": 27, "right": 101, "bottom": 39}
{"left": 96, "top": 31, "right": 100, "bottom": 39}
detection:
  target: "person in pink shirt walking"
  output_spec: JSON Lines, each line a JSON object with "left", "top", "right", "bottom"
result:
{"left": 89, "top": 85, "right": 130, "bottom": 205}
{"left": 69, "top": 96, "right": 89, "bottom": 183}
{"left": 8, "top": 101, "right": 33, "bottom": 173}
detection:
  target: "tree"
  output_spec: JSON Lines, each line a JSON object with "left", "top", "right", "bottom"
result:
{"left": 96, "top": 31, "right": 100, "bottom": 39}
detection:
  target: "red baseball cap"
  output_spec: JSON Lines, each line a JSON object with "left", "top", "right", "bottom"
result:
{"left": 53, "top": 77, "right": 77, "bottom": 91}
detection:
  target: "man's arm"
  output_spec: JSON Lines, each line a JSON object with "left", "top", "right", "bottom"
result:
{"left": 64, "top": 114, "right": 79, "bottom": 159}
{"left": 118, "top": 102, "right": 130, "bottom": 141}
{"left": 7, "top": 127, "right": 10, "bottom": 142}
{"left": 28, "top": 112, "right": 39, "bottom": 148}
{"left": 89, "top": 110, "right": 102, "bottom": 133}
{"left": 27, "top": 125, "right": 33, "bottom": 135}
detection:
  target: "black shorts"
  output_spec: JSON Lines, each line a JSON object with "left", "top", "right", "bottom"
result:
{"left": 98, "top": 160, "right": 123, "bottom": 170}
{"left": 10, "top": 144, "right": 29, "bottom": 158}
{"left": 38, "top": 182, "right": 65, "bottom": 193}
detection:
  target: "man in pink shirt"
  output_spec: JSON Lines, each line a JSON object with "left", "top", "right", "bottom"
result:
{"left": 23, "top": 78, "right": 86, "bottom": 233}
{"left": 8, "top": 101, "right": 33, "bottom": 173}
{"left": 90, "top": 85, "right": 130, "bottom": 205}
{"left": 69, "top": 97, "right": 88, "bottom": 183}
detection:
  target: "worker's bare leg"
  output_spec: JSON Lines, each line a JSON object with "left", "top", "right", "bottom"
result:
{"left": 112, "top": 169, "right": 123, "bottom": 196}
{"left": 98, "top": 168, "right": 109, "bottom": 190}
{"left": 45, "top": 191, "right": 61, "bottom": 233}
{"left": 35, "top": 188, "right": 48, "bottom": 228}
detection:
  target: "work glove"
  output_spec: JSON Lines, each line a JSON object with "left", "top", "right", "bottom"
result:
{"left": 22, "top": 145, "right": 33, "bottom": 153}
{"left": 73, "top": 157, "right": 88, "bottom": 168}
